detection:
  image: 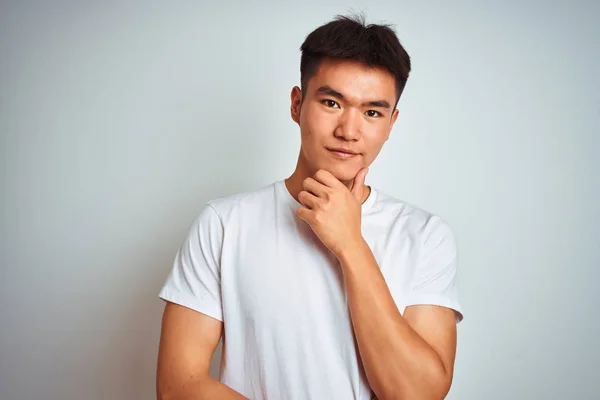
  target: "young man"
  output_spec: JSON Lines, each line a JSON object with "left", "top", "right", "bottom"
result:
{"left": 156, "top": 14, "right": 463, "bottom": 400}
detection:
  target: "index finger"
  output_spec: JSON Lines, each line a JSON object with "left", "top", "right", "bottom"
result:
{"left": 313, "top": 169, "right": 344, "bottom": 189}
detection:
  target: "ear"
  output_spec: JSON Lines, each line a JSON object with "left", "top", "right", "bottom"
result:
{"left": 290, "top": 86, "right": 302, "bottom": 125}
{"left": 385, "top": 108, "right": 400, "bottom": 141}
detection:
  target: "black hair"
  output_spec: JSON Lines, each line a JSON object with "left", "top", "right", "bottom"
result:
{"left": 300, "top": 13, "right": 411, "bottom": 108}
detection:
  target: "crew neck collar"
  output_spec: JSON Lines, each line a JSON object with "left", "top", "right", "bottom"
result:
{"left": 276, "top": 179, "right": 377, "bottom": 214}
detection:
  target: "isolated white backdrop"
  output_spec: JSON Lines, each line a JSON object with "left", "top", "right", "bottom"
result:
{"left": 1, "top": 1, "right": 598, "bottom": 399}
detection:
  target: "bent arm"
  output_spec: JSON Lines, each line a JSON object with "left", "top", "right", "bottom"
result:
{"left": 339, "top": 239, "right": 457, "bottom": 400}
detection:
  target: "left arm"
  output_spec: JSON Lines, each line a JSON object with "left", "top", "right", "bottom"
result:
{"left": 338, "top": 239, "right": 457, "bottom": 400}
{"left": 296, "top": 169, "right": 459, "bottom": 400}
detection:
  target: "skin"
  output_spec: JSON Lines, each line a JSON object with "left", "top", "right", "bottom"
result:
{"left": 290, "top": 58, "right": 458, "bottom": 399}
{"left": 286, "top": 57, "right": 399, "bottom": 200}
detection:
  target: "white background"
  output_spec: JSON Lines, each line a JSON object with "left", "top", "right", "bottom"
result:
{"left": 1, "top": 1, "right": 599, "bottom": 399}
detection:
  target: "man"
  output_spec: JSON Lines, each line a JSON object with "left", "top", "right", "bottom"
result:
{"left": 156, "top": 14, "right": 463, "bottom": 400}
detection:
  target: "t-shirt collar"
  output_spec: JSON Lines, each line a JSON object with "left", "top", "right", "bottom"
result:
{"left": 277, "top": 179, "right": 377, "bottom": 214}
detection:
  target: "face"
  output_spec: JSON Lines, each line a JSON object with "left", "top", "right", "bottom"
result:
{"left": 290, "top": 58, "right": 399, "bottom": 183}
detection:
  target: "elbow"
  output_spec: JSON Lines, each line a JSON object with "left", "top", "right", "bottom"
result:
{"left": 433, "top": 357, "right": 455, "bottom": 399}
{"left": 417, "top": 362, "right": 453, "bottom": 400}
{"left": 431, "top": 371, "right": 453, "bottom": 400}
{"left": 157, "top": 375, "right": 211, "bottom": 400}
{"left": 422, "top": 363, "right": 455, "bottom": 400}
{"left": 378, "top": 363, "right": 453, "bottom": 400}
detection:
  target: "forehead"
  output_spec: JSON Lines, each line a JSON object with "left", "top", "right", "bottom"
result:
{"left": 307, "top": 58, "right": 397, "bottom": 103}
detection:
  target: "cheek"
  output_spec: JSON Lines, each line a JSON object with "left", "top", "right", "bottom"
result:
{"left": 362, "top": 131, "right": 388, "bottom": 158}
{"left": 301, "top": 108, "right": 335, "bottom": 142}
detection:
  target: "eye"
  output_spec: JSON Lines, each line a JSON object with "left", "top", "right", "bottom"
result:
{"left": 323, "top": 99, "right": 340, "bottom": 108}
{"left": 365, "top": 110, "right": 381, "bottom": 118}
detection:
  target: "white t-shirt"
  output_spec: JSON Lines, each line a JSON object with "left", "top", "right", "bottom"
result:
{"left": 159, "top": 180, "right": 463, "bottom": 400}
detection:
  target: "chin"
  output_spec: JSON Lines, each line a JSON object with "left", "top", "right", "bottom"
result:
{"left": 332, "top": 170, "right": 357, "bottom": 183}
{"left": 315, "top": 162, "right": 360, "bottom": 183}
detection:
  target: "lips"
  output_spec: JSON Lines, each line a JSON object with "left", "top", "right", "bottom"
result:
{"left": 326, "top": 147, "right": 359, "bottom": 155}
{"left": 326, "top": 147, "right": 360, "bottom": 159}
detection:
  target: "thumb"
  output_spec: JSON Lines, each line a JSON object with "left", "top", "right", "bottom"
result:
{"left": 351, "top": 167, "right": 369, "bottom": 199}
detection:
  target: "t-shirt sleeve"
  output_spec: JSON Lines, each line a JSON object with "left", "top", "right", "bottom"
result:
{"left": 158, "top": 203, "right": 224, "bottom": 321}
{"left": 404, "top": 216, "right": 464, "bottom": 323}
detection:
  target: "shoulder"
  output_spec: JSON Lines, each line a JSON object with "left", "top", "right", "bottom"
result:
{"left": 205, "top": 181, "right": 278, "bottom": 221}
{"left": 371, "top": 189, "right": 456, "bottom": 247}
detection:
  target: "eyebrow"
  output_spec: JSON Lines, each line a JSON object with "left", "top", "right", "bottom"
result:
{"left": 315, "top": 85, "right": 392, "bottom": 109}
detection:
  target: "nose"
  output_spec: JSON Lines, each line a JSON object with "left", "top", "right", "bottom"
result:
{"left": 334, "top": 109, "right": 361, "bottom": 141}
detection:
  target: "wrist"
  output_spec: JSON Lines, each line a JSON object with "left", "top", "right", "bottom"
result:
{"left": 336, "top": 235, "right": 369, "bottom": 265}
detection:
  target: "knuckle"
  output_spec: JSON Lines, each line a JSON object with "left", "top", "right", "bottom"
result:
{"left": 313, "top": 213, "right": 322, "bottom": 225}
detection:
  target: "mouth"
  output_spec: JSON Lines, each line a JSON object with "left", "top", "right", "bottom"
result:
{"left": 326, "top": 147, "right": 360, "bottom": 159}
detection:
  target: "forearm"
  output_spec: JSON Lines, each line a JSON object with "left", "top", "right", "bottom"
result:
{"left": 339, "top": 239, "right": 449, "bottom": 400}
{"left": 159, "top": 376, "right": 248, "bottom": 400}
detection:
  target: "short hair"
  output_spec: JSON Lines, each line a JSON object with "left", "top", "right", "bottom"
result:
{"left": 300, "top": 14, "right": 411, "bottom": 108}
